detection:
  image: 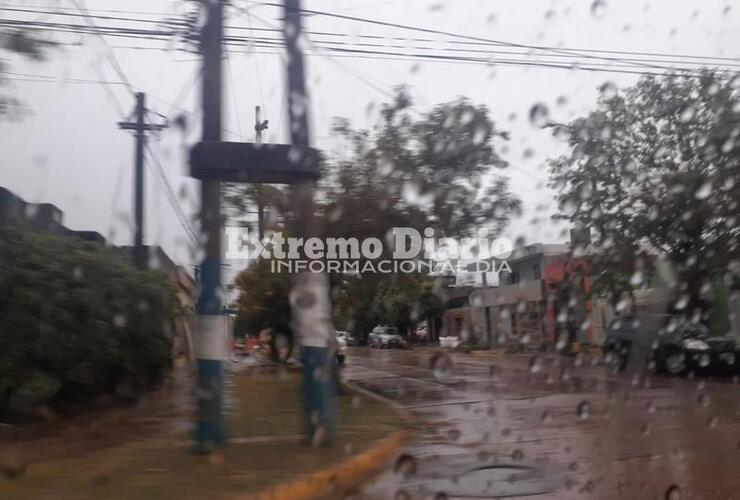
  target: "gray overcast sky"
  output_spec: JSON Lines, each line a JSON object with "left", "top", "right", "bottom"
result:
{"left": 1, "top": 0, "right": 738, "bottom": 275}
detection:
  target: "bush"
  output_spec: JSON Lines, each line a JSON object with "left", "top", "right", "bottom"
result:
{"left": 0, "top": 224, "right": 177, "bottom": 419}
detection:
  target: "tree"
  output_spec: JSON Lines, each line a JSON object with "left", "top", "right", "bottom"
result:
{"left": 326, "top": 87, "right": 520, "bottom": 238}
{"left": 229, "top": 89, "right": 521, "bottom": 344}
{"left": 0, "top": 224, "right": 176, "bottom": 419}
{"left": 322, "top": 89, "right": 520, "bottom": 339}
{"left": 1, "top": 30, "right": 56, "bottom": 118}
{"left": 549, "top": 71, "right": 740, "bottom": 325}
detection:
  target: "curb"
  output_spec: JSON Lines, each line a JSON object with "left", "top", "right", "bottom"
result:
{"left": 246, "top": 379, "right": 412, "bottom": 500}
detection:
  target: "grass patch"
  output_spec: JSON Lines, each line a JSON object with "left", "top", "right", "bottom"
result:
{"left": 0, "top": 370, "right": 400, "bottom": 500}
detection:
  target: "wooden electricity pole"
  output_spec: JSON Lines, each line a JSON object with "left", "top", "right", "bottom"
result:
{"left": 118, "top": 92, "right": 166, "bottom": 269}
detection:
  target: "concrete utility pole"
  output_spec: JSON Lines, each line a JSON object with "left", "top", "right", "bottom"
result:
{"left": 283, "top": 0, "right": 336, "bottom": 445}
{"left": 118, "top": 92, "right": 166, "bottom": 269}
{"left": 195, "top": 0, "right": 226, "bottom": 452}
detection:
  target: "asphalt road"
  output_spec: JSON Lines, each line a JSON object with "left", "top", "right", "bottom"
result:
{"left": 342, "top": 346, "right": 740, "bottom": 500}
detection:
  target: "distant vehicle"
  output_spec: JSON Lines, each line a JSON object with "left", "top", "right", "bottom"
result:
{"left": 439, "top": 336, "right": 461, "bottom": 349}
{"left": 602, "top": 315, "right": 736, "bottom": 375}
{"left": 368, "top": 326, "right": 406, "bottom": 349}
{"left": 334, "top": 331, "right": 348, "bottom": 366}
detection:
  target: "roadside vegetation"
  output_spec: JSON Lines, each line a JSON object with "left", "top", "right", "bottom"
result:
{"left": 0, "top": 224, "right": 177, "bottom": 420}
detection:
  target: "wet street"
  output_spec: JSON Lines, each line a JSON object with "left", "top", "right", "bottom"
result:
{"left": 342, "top": 347, "right": 740, "bottom": 500}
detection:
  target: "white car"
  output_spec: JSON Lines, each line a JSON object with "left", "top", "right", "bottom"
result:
{"left": 439, "top": 336, "right": 461, "bottom": 348}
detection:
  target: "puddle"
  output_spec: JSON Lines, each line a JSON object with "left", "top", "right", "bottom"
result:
{"left": 412, "top": 463, "right": 562, "bottom": 498}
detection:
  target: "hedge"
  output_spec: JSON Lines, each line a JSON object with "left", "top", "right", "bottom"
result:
{"left": 0, "top": 224, "right": 177, "bottom": 419}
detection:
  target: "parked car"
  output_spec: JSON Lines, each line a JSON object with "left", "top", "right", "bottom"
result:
{"left": 603, "top": 315, "right": 737, "bottom": 375}
{"left": 368, "top": 326, "right": 406, "bottom": 348}
{"left": 439, "top": 336, "right": 461, "bottom": 349}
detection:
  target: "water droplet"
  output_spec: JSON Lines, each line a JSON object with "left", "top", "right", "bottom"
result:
{"left": 529, "top": 355, "right": 543, "bottom": 374}
{"left": 698, "top": 354, "right": 710, "bottom": 368}
{"left": 430, "top": 352, "right": 452, "bottom": 380}
{"left": 113, "top": 314, "right": 127, "bottom": 328}
{"left": 394, "top": 490, "right": 412, "bottom": 500}
{"left": 311, "top": 425, "right": 327, "bottom": 447}
{"left": 529, "top": 103, "right": 549, "bottom": 127}
{"left": 598, "top": 81, "right": 617, "bottom": 99}
{"left": 394, "top": 454, "right": 417, "bottom": 477}
{"left": 695, "top": 182, "right": 712, "bottom": 200}
{"left": 665, "top": 484, "right": 682, "bottom": 500}
{"left": 591, "top": 0, "right": 607, "bottom": 19}
{"left": 674, "top": 295, "right": 689, "bottom": 310}
{"left": 679, "top": 105, "right": 696, "bottom": 123}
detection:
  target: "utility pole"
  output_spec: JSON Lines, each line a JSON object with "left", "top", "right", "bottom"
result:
{"left": 195, "top": 0, "right": 226, "bottom": 453}
{"left": 118, "top": 92, "right": 166, "bottom": 269}
{"left": 254, "top": 105, "right": 268, "bottom": 242}
{"left": 283, "top": 0, "right": 336, "bottom": 446}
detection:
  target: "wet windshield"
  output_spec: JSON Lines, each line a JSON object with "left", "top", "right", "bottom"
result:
{"left": 1, "top": 1, "right": 739, "bottom": 499}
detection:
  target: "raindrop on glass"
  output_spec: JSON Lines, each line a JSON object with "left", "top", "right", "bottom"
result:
{"left": 113, "top": 314, "right": 127, "bottom": 328}
{"left": 598, "top": 81, "right": 617, "bottom": 99}
{"left": 591, "top": 0, "right": 607, "bottom": 19}
{"left": 529, "top": 103, "right": 549, "bottom": 127}
{"left": 529, "top": 355, "right": 543, "bottom": 374}
{"left": 394, "top": 454, "right": 417, "bottom": 477}
{"left": 665, "top": 484, "right": 682, "bottom": 500}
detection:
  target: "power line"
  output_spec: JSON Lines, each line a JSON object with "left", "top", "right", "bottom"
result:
{"left": 0, "top": 6, "right": 184, "bottom": 27}
{"left": 232, "top": 3, "right": 397, "bottom": 100}
{"left": 4, "top": 8, "right": 740, "bottom": 69}
{"left": 232, "top": 3, "right": 266, "bottom": 111}
{"left": 265, "top": 2, "right": 704, "bottom": 75}
{"left": 68, "top": 0, "right": 137, "bottom": 98}
{"left": 4, "top": 14, "right": 740, "bottom": 76}
{"left": 145, "top": 143, "right": 199, "bottom": 244}
{"left": 8, "top": 20, "right": 736, "bottom": 78}
{"left": 226, "top": 52, "right": 244, "bottom": 138}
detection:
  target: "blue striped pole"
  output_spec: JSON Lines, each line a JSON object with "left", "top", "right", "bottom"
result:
{"left": 283, "top": 0, "right": 336, "bottom": 446}
{"left": 195, "top": 0, "right": 226, "bottom": 453}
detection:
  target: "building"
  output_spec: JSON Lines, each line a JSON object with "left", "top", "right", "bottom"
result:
{"left": 462, "top": 244, "right": 569, "bottom": 345}
{"left": 0, "top": 186, "right": 107, "bottom": 243}
{"left": 1, "top": 186, "right": 197, "bottom": 360}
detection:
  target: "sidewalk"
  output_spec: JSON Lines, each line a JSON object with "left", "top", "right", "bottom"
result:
{"left": 0, "top": 366, "right": 405, "bottom": 500}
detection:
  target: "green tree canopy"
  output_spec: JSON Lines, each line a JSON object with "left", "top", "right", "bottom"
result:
{"left": 549, "top": 71, "right": 740, "bottom": 321}
{"left": 231, "top": 89, "right": 521, "bottom": 341}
